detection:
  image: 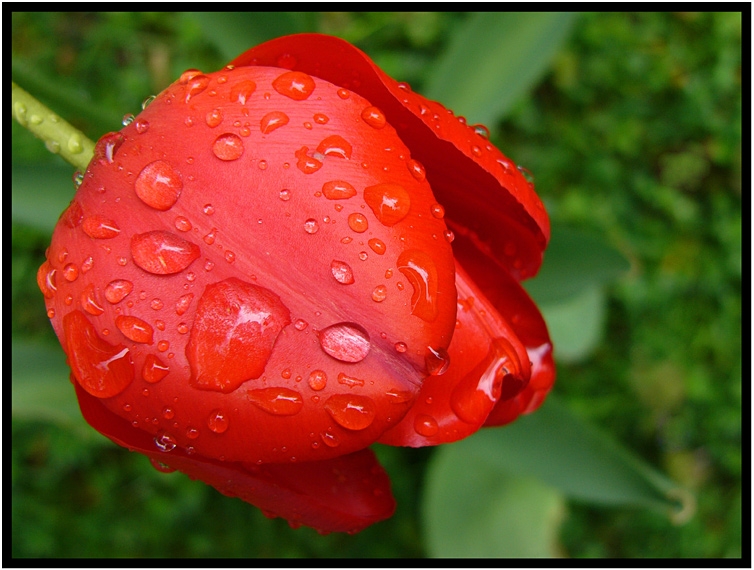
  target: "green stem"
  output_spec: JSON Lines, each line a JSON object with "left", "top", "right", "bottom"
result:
{"left": 12, "top": 81, "right": 95, "bottom": 171}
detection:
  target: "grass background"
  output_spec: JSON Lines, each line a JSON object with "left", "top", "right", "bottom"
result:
{"left": 11, "top": 12, "right": 743, "bottom": 558}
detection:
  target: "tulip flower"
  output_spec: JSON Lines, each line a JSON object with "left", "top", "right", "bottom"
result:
{"left": 38, "top": 34, "right": 554, "bottom": 533}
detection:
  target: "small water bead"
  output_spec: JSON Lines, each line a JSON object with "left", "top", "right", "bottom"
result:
{"left": 470, "top": 145, "right": 482, "bottom": 157}
{"left": 371, "top": 285, "right": 387, "bottom": 303}
{"left": 115, "top": 315, "right": 154, "bottom": 344}
{"left": 122, "top": 114, "right": 135, "bottom": 126}
{"left": 224, "top": 250, "right": 236, "bottom": 263}
{"left": 81, "top": 284, "right": 105, "bottom": 316}
{"left": 425, "top": 346, "right": 450, "bottom": 376}
{"left": 205, "top": 108, "right": 224, "bottom": 128}
{"left": 304, "top": 219, "right": 319, "bottom": 234}
{"left": 46, "top": 140, "right": 61, "bottom": 154}
{"left": 248, "top": 387, "right": 303, "bottom": 416}
{"left": 430, "top": 203, "right": 445, "bottom": 219}
{"left": 322, "top": 180, "right": 356, "bottom": 200}
{"left": 368, "top": 238, "right": 386, "bottom": 255}
{"left": 134, "top": 119, "right": 150, "bottom": 134}
{"left": 47, "top": 308, "right": 56, "bottom": 319}
{"left": 324, "top": 394, "right": 376, "bottom": 431}
{"left": 230, "top": 80, "right": 257, "bottom": 104}
{"left": 308, "top": 370, "right": 327, "bottom": 391}
{"left": 281, "top": 368, "right": 292, "bottom": 379}
{"left": 82, "top": 216, "right": 121, "bottom": 239}
{"left": 364, "top": 183, "right": 411, "bottom": 226}
{"left": 130, "top": 231, "right": 200, "bottom": 275}
{"left": 279, "top": 188, "right": 292, "bottom": 201}
{"left": 321, "top": 430, "right": 341, "bottom": 448}
{"left": 517, "top": 165, "right": 535, "bottom": 184}
{"left": 385, "top": 268, "right": 393, "bottom": 279}
{"left": 177, "top": 322, "right": 189, "bottom": 335}
{"left": 154, "top": 432, "right": 177, "bottom": 453}
{"left": 174, "top": 216, "right": 192, "bottom": 232}
{"left": 212, "top": 133, "right": 244, "bottom": 161}
{"left": 337, "top": 89, "right": 350, "bottom": 99}
{"left": 338, "top": 373, "right": 365, "bottom": 388}
{"left": 295, "top": 146, "right": 323, "bottom": 174}
{"left": 273, "top": 71, "right": 315, "bottom": 100}
{"left": 185, "top": 74, "right": 210, "bottom": 102}
{"left": 414, "top": 414, "right": 439, "bottom": 437}
{"left": 63, "top": 263, "right": 79, "bottom": 282}
{"left": 143, "top": 354, "right": 169, "bottom": 383}
{"left": 313, "top": 113, "right": 329, "bottom": 124}
{"left": 207, "top": 409, "right": 229, "bottom": 433}
{"left": 203, "top": 228, "right": 217, "bottom": 245}
{"left": 294, "top": 319, "right": 308, "bottom": 331}
{"left": 258, "top": 160, "right": 268, "bottom": 170}
{"left": 394, "top": 342, "right": 407, "bottom": 353}
{"left": 186, "top": 426, "right": 200, "bottom": 439}
{"left": 150, "top": 298, "right": 164, "bottom": 311}
{"left": 331, "top": 260, "right": 355, "bottom": 284}
{"left": 361, "top": 106, "right": 386, "bottom": 129}
{"left": 348, "top": 213, "right": 368, "bottom": 233}
{"left": 105, "top": 279, "right": 133, "bottom": 304}
{"left": 175, "top": 293, "right": 194, "bottom": 315}
{"left": 155, "top": 320, "right": 166, "bottom": 331}
{"left": 203, "top": 204, "right": 215, "bottom": 215}
{"left": 260, "top": 111, "right": 289, "bottom": 134}
{"left": 162, "top": 407, "right": 175, "bottom": 420}
{"left": 407, "top": 159, "right": 426, "bottom": 182}
{"left": 318, "top": 322, "right": 370, "bottom": 363}
{"left": 204, "top": 260, "right": 215, "bottom": 272}
{"left": 341, "top": 236, "right": 353, "bottom": 245}
{"left": 444, "top": 230, "right": 455, "bottom": 243}
{"left": 157, "top": 340, "right": 170, "bottom": 352}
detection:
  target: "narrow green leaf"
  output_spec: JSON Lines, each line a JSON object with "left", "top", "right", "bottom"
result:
{"left": 12, "top": 165, "right": 73, "bottom": 233}
{"left": 12, "top": 340, "right": 90, "bottom": 432}
{"left": 456, "top": 397, "right": 694, "bottom": 522}
{"left": 525, "top": 225, "right": 631, "bottom": 305}
{"left": 424, "top": 12, "right": 578, "bottom": 125}
{"left": 539, "top": 285, "right": 606, "bottom": 363}
{"left": 185, "top": 12, "right": 308, "bottom": 61}
{"left": 424, "top": 451, "right": 565, "bottom": 557}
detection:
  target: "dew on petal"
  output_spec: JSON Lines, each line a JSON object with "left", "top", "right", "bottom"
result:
{"left": 273, "top": 71, "right": 315, "bottom": 100}
{"left": 115, "top": 315, "right": 154, "bottom": 344}
{"left": 397, "top": 249, "right": 439, "bottom": 322}
{"left": 330, "top": 260, "right": 355, "bottom": 284}
{"left": 318, "top": 322, "right": 370, "bottom": 363}
{"left": 407, "top": 159, "right": 426, "bottom": 182}
{"left": 230, "top": 80, "right": 257, "bottom": 104}
{"left": 361, "top": 106, "right": 386, "bottom": 129}
{"left": 322, "top": 180, "right": 356, "bottom": 200}
{"left": 80, "top": 283, "right": 105, "bottom": 316}
{"left": 304, "top": 218, "right": 319, "bottom": 234}
{"left": 207, "top": 409, "right": 229, "bottom": 433}
{"left": 260, "top": 111, "right": 289, "bottom": 134}
{"left": 248, "top": 387, "right": 304, "bottom": 416}
{"left": 154, "top": 431, "right": 178, "bottom": 452}
{"left": 131, "top": 231, "right": 200, "bottom": 275}
{"left": 212, "top": 133, "right": 244, "bottom": 161}
{"left": 364, "top": 183, "right": 411, "bottom": 226}
{"left": 295, "top": 146, "right": 322, "bottom": 174}
{"left": 205, "top": 108, "right": 224, "bottom": 127}
{"left": 82, "top": 216, "right": 121, "bottom": 239}
{"left": 371, "top": 285, "right": 387, "bottom": 303}
{"left": 63, "top": 263, "right": 79, "bottom": 282}
{"left": 414, "top": 414, "right": 439, "bottom": 437}
{"left": 105, "top": 279, "right": 133, "bottom": 304}
{"left": 135, "top": 160, "right": 183, "bottom": 211}
{"left": 174, "top": 216, "right": 192, "bottom": 232}
{"left": 308, "top": 370, "right": 327, "bottom": 391}
{"left": 175, "top": 293, "right": 194, "bottom": 315}
{"left": 368, "top": 238, "right": 386, "bottom": 255}
{"left": 317, "top": 135, "right": 352, "bottom": 159}
{"left": 337, "top": 372, "right": 365, "bottom": 388}
{"left": 347, "top": 213, "right": 368, "bottom": 233}
{"left": 143, "top": 353, "right": 170, "bottom": 383}
{"left": 324, "top": 394, "right": 376, "bottom": 431}
{"left": 425, "top": 346, "right": 450, "bottom": 376}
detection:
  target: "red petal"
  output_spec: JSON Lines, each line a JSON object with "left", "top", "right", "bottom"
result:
{"left": 378, "top": 263, "right": 531, "bottom": 447}
{"left": 230, "top": 33, "right": 549, "bottom": 280}
{"left": 75, "top": 382, "right": 395, "bottom": 533}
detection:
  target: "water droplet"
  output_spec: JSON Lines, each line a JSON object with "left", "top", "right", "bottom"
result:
{"left": 260, "top": 111, "right": 289, "bottom": 134}
{"left": 175, "top": 293, "right": 194, "bottom": 315}
{"left": 230, "top": 80, "right": 257, "bottom": 104}
{"left": 150, "top": 458, "right": 177, "bottom": 473}
{"left": 82, "top": 216, "right": 121, "bottom": 239}
{"left": 105, "top": 279, "right": 133, "bottom": 304}
{"left": 317, "top": 135, "right": 352, "bottom": 159}
{"left": 45, "top": 140, "right": 61, "bottom": 154}
{"left": 185, "top": 74, "right": 210, "bottom": 102}
{"left": 322, "top": 180, "right": 356, "bottom": 200}
{"left": 225, "top": 250, "right": 236, "bottom": 263}
{"left": 406, "top": 159, "right": 426, "bottom": 182}
{"left": 162, "top": 406, "right": 175, "bottom": 420}
{"left": 295, "top": 146, "right": 322, "bottom": 174}
{"left": 177, "top": 322, "right": 189, "bottom": 334}
{"left": 72, "top": 172, "right": 84, "bottom": 189}
{"left": 174, "top": 216, "right": 192, "bottom": 232}
{"left": 204, "top": 259, "right": 215, "bottom": 271}
{"left": 279, "top": 188, "right": 292, "bottom": 201}
{"left": 473, "top": 124, "right": 490, "bottom": 139}
{"left": 517, "top": 165, "right": 535, "bottom": 184}
{"left": 425, "top": 346, "right": 450, "bottom": 376}
{"left": 130, "top": 231, "right": 200, "bottom": 275}
{"left": 294, "top": 319, "right": 308, "bottom": 331}
{"left": 186, "top": 426, "right": 199, "bottom": 439}
{"left": 318, "top": 322, "right": 370, "bottom": 363}
{"left": 186, "top": 278, "right": 291, "bottom": 393}
{"left": 93, "top": 132, "right": 124, "bottom": 163}
{"left": 394, "top": 341, "right": 407, "bottom": 353}
{"left": 330, "top": 260, "right": 354, "bottom": 284}
{"left": 470, "top": 145, "right": 482, "bottom": 157}
{"left": 248, "top": 387, "right": 303, "bottom": 416}
{"left": 157, "top": 340, "right": 170, "bottom": 352}
{"left": 203, "top": 204, "right": 215, "bottom": 215}
{"left": 204, "top": 108, "right": 223, "bottom": 128}
{"left": 115, "top": 315, "right": 154, "bottom": 344}
{"left": 273, "top": 71, "right": 315, "bottom": 100}
{"left": 308, "top": 370, "right": 327, "bottom": 391}
{"left": 81, "top": 283, "right": 105, "bottom": 315}
{"left": 347, "top": 213, "right": 368, "bottom": 233}
{"left": 371, "top": 285, "right": 387, "bottom": 303}
{"left": 135, "top": 119, "right": 150, "bottom": 134}
{"left": 443, "top": 230, "right": 455, "bottom": 243}
{"left": 212, "top": 133, "right": 244, "bottom": 161}
{"left": 430, "top": 203, "right": 445, "bottom": 218}
{"left": 135, "top": 160, "right": 183, "bottom": 211}
{"left": 304, "top": 218, "right": 319, "bottom": 234}
{"left": 361, "top": 106, "right": 386, "bottom": 129}
{"left": 46, "top": 308, "right": 55, "bottom": 319}
{"left": 62, "top": 310, "right": 133, "bottom": 398}
{"left": 150, "top": 298, "right": 164, "bottom": 311}
{"left": 397, "top": 250, "right": 439, "bottom": 322}
{"left": 203, "top": 228, "right": 217, "bottom": 245}
{"left": 141, "top": 94, "right": 157, "bottom": 110}
{"left": 13, "top": 102, "right": 28, "bottom": 125}
{"left": 207, "top": 409, "right": 229, "bottom": 433}
{"left": 81, "top": 256, "right": 94, "bottom": 274}
{"left": 122, "top": 114, "right": 135, "bottom": 126}
{"left": 337, "top": 373, "right": 365, "bottom": 388}
{"left": 321, "top": 430, "right": 341, "bottom": 447}
{"left": 154, "top": 431, "right": 177, "bottom": 453}
{"left": 313, "top": 113, "right": 329, "bottom": 124}
{"left": 364, "top": 183, "right": 411, "bottom": 226}
{"left": 63, "top": 263, "right": 79, "bottom": 282}
{"left": 143, "top": 354, "right": 169, "bottom": 383}
{"left": 324, "top": 394, "right": 376, "bottom": 431}
{"left": 414, "top": 414, "right": 439, "bottom": 437}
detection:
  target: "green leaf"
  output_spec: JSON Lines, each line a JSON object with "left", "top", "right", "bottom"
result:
{"left": 11, "top": 340, "right": 93, "bottom": 434}
{"left": 539, "top": 285, "right": 606, "bottom": 363}
{"left": 452, "top": 397, "right": 694, "bottom": 520}
{"left": 423, "top": 450, "right": 565, "bottom": 557}
{"left": 525, "top": 225, "right": 631, "bottom": 305}
{"left": 12, "top": 164, "right": 74, "bottom": 233}
{"left": 185, "top": 12, "right": 309, "bottom": 61}
{"left": 424, "top": 12, "right": 578, "bottom": 125}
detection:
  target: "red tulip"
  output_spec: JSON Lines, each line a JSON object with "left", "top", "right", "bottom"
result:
{"left": 38, "top": 34, "right": 554, "bottom": 533}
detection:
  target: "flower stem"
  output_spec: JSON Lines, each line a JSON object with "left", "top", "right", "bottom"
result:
{"left": 11, "top": 81, "right": 95, "bottom": 172}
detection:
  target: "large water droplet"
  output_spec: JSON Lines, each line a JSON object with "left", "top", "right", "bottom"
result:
{"left": 330, "top": 260, "right": 355, "bottom": 284}
{"left": 397, "top": 250, "right": 439, "bottom": 322}
{"left": 272, "top": 71, "right": 315, "bottom": 100}
{"left": 425, "top": 346, "right": 450, "bottom": 376}
{"left": 317, "top": 135, "right": 352, "bottom": 159}
{"left": 131, "top": 231, "right": 200, "bottom": 275}
{"left": 364, "top": 183, "right": 411, "bottom": 226}
{"left": 207, "top": 409, "right": 229, "bottom": 433}
{"left": 318, "top": 322, "right": 370, "bottom": 363}
{"left": 361, "top": 106, "right": 386, "bottom": 129}
{"left": 143, "top": 354, "right": 170, "bottom": 383}
{"left": 82, "top": 216, "right": 121, "bottom": 239}
{"left": 115, "top": 315, "right": 154, "bottom": 344}
{"left": 105, "top": 279, "right": 133, "bottom": 304}
{"left": 187, "top": 278, "right": 291, "bottom": 393}
{"left": 324, "top": 394, "right": 376, "bottom": 430}
{"left": 230, "top": 80, "right": 257, "bottom": 104}
{"left": 212, "top": 133, "right": 244, "bottom": 161}
{"left": 62, "top": 310, "right": 133, "bottom": 398}
{"left": 135, "top": 160, "right": 183, "bottom": 211}
{"left": 347, "top": 213, "right": 368, "bottom": 233}
{"left": 260, "top": 111, "right": 289, "bottom": 134}
{"left": 322, "top": 180, "right": 356, "bottom": 200}
{"left": 248, "top": 387, "right": 304, "bottom": 416}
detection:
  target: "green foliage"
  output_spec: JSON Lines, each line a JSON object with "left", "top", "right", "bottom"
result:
{"left": 12, "top": 11, "right": 741, "bottom": 559}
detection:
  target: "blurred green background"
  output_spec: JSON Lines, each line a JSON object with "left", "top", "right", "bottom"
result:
{"left": 11, "top": 12, "right": 742, "bottom": 558}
